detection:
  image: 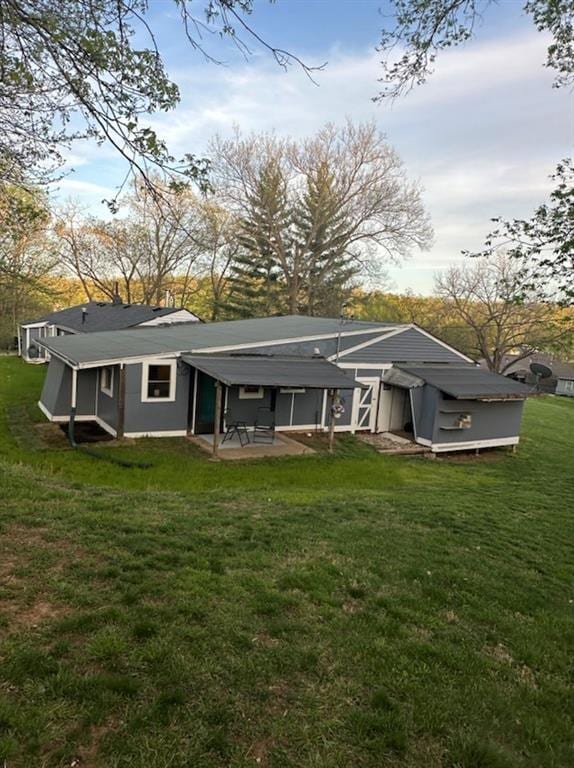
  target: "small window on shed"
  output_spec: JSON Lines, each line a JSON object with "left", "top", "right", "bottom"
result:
{"left": 100, "top": 366, "right": 114, "bottom": 397}
{"left": 239, "top": 385, "right": 264, "bottom": 399}
{"left": 142, "top": 361, "right": 177, "bottom": 402}
{"left": 564, "top": 380, "right": 574, "bottom": 393}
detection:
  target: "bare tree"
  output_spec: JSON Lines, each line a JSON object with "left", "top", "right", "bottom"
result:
{"left": 193, "top": 199, "right": 241, "bottom": 320}
{"left": 211, "top": 121, "right": 433, "bottom": 315}
{"left": 435, "top": 252, "right": 573, "bottom": 372}
{"left": 55, "top": 179, "right": 206, "bottom": 306}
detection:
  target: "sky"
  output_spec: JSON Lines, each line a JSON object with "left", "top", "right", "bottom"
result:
{"left": 56, "top": 0, "right": 573, "bottom": 294}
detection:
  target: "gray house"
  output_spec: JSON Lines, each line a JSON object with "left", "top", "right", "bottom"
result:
{"left": 497, "top": 353, "right": 574, "bottom": 398}
{"left": 35, "top": 315, "right": 531, "bottom": 453}
{"left": 19, "top": 300, "right": 201, "bottom": 363}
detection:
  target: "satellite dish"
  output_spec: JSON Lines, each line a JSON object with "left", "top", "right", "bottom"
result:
{"left": 530, "top": 362, "right": 552, "bottom": 379}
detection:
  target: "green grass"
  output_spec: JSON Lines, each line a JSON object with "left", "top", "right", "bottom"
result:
{"left": 0, "top": 356, "right": 573, "bottom": 767}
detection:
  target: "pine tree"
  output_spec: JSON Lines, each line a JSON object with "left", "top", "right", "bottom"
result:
{"left": 294, "top": 161, "right": 358, "bottom": 316}
{"left": 226, "top": 160, "right": 290, "bottom": 318}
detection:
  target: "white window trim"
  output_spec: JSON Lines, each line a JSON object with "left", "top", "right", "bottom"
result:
{"left": 279, "top": 387, "right": 306, "bottom": 394}
{"left": 100, "top": 366, "right": 114, "bottom": 397}
{"left": 141, "top": 359, "right": 177, "bottom": 403}
{"left": 239, "top": 385, "right": 264, "bottom": 400}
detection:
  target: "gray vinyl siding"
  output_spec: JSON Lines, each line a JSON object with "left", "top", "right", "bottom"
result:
{"left": 432, "top": 391, "right": 524, "bottom": 444}
{"left": 96, "top": 365, "right": 120, "bottom": 430}
{"left": 410, "top": 386, "right": 438, "bottom": 442}
{"left": 40, "top": 358, "right": 70, "bottom": 416}
{"left": 342, "top": 328, "right": 467, "bottom": 364}
{"left": 226, "top": 387, "right": 325, "bottom": 429}
{"left": 40, "top": 360, "right": 97, "bottom": 418}
{"left": 226, "top": 387, "right": 274, "bottom": 425}
{"left": 292, "top": 389, "right": 324, "bottom": 426}
{"left": 238, "top": 332, "right": 385, "bottom": 359}
{"left": 354, "top": 368, "right": 386, "bottom": 378}
{"left": 77, "top": 370, "right": 97, "bottom": 415}
{"left": 124, "top": 362, "right": 190, "bottom": 434}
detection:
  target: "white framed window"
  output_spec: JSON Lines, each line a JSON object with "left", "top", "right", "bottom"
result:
{"left": 141, "top": 360, "right": 177, "bottom": 402}
{"left": 100, "top": 366, "right": 114, "bottom": 397}
{"left": 279, "top": 387, "right": 306, "bottom": 394}
{"left": 239, "top": 385, "right": 264, "bottom": 400}
{"left": 563, "top": 380, "right": 574, "bottom": 392}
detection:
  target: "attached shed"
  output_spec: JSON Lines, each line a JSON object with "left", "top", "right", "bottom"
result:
{"left": 383, "top": 364, "right": 532, "bottom": 452}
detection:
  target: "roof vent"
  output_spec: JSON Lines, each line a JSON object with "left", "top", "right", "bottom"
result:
{"left": 152, "top": 306, "right": 163, "bottom": 312}
{"left": 96, "top": 302, "right": 106, "bottom": 307}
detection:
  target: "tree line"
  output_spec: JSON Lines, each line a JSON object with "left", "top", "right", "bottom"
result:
{"left": 0, "top": 120, "right": 433, "bottom": 324}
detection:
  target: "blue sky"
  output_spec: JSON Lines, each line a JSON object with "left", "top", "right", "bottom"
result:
{"left": 57, "top": 0, "right": 573, "bottom": 294}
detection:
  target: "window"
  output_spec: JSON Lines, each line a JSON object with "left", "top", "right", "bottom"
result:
{"left": 239, "top": 385, "right": 264, "bottom": 399}
{"left": 279, "top": 387, "right": 306, "bottom": 394}
{"left": 142, "top": 361, "right": 176, "bottom": 402}
{"left": 100, "top": 366, "right": 114, "bottom": 397}
{"left": 564, "top": 380, "right": 574, "bottom": 393}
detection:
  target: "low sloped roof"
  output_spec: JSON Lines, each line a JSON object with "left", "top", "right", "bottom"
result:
{"left": 182, "top": 354, "right": 363, "bottom": 389}
{"left": 23, "top": 301, "right": 195, "bottom": 333}
{"left": 388, "top": 364, "right": 532, "bottom": 400}
{"left": 36, "top": 315, "right": 396, "bottom": 367}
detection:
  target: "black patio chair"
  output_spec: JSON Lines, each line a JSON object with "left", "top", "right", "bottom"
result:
{"left": 253, "top": 407, "right": 276, "bottom": 444}
{"left": 222, "top": 408, "right": 250, "bottom": 447}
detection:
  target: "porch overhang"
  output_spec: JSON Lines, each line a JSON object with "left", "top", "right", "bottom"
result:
{"left": 384, "top": 364, "right": 531, "bottom": 400}
{"left": 181, "top": 353, "right": 364, "bottom": 389}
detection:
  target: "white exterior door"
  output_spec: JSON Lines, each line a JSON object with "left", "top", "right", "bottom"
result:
{"left": 351, "top": 378, "right": 379, "bottom": 433}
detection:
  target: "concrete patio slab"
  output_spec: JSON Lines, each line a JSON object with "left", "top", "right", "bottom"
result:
{"left": 189, "top": 431, "right": 315, "bottom": 460}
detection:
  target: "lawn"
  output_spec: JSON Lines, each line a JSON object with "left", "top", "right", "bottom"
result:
{"left": 0, "top": 356, "right": 573, "bottom": 767}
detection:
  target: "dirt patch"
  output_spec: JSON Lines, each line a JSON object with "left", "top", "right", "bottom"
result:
{"left": 342, "top": 599, "right": 362, "bottom": 614}
{"left": 438, "top": 449, "right": 510, "bottom": 463}
{"left": 252, "top": 632, "right": 279, "bottom": 648}
{"left": 247, "top": 735, "right": 275, "bottom": 766}
{"left": 0, "top": 524, "right": 84, "bottom": 632}
{"left": 484, "top": 643, "right": 514, "bottom": 664}
{"left": 68, "top": 717, "right": 121, "bottom": 767}
{"left": 35, "top": 422, "right": 72, "bottom": 449}
{"left": 484, "top": 643, "right": 537, "bottom": 688}
{"left": 441, "top": 609, "right": 458, "bottom": 624}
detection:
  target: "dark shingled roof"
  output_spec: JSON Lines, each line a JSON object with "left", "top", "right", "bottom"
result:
{"left": 24, "top": 301, "right": 194, "bottom": 333}
{"left": 36, "top": 315, "right": 396, "bottom": 367}
{"left": 182, "top": 354, "right": 364, "bottom": 389}
{"left": 394, "top": 364, "right": 532, "bottom": 400}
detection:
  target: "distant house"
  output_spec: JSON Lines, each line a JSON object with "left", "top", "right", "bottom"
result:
{"left": 497, "top": 353, "right": 574, "bottom": 398}
{"left": 35, "top": 315, "right": 531, "bottom": 453}
{"left": 19, "top": 300, "right": 201, "bottom": 363}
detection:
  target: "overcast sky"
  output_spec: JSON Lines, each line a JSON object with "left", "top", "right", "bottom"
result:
{"left": 56, "top": 0, "right": 573, "bottom": 294}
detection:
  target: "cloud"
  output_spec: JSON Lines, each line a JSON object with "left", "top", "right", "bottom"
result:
{"left": 50, "top": 28, "right": 571, "bottom": 292}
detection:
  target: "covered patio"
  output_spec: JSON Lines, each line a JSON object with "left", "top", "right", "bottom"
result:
{"left": 190, "top": 430, "right": 315, "bottom": 460}
{"left": 182, "top": 353, "right": 363, "bottom": 458}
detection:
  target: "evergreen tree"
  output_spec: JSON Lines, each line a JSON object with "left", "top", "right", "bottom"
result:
{"left": 294, "top": 161, "right": 358, "bottom": 316}
{"left": 226, "top": 161, "right": 290, "bottom": 318}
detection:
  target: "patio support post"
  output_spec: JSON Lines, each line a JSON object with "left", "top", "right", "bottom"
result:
{"left": 328, "top": 388, "right": 337, "bottom": 454}
{"left": 212, "top": 380, "right": 223, "bottom": 459}
{"left": 117, "top": 364, "right": 126, "bottom": 440}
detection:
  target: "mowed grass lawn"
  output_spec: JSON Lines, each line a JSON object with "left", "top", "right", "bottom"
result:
{"left": 0, "top": 357, "right": 573, "bottom": 767}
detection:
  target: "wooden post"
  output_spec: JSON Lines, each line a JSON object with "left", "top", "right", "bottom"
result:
{"left": 117, "top": 364, "right": 126, "bottom": 440}
{"left": 328, "top": 388, "right": 337, "bottom": 454}
{"left": 212, "top": 380, "right": 223, "bottom": 459}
